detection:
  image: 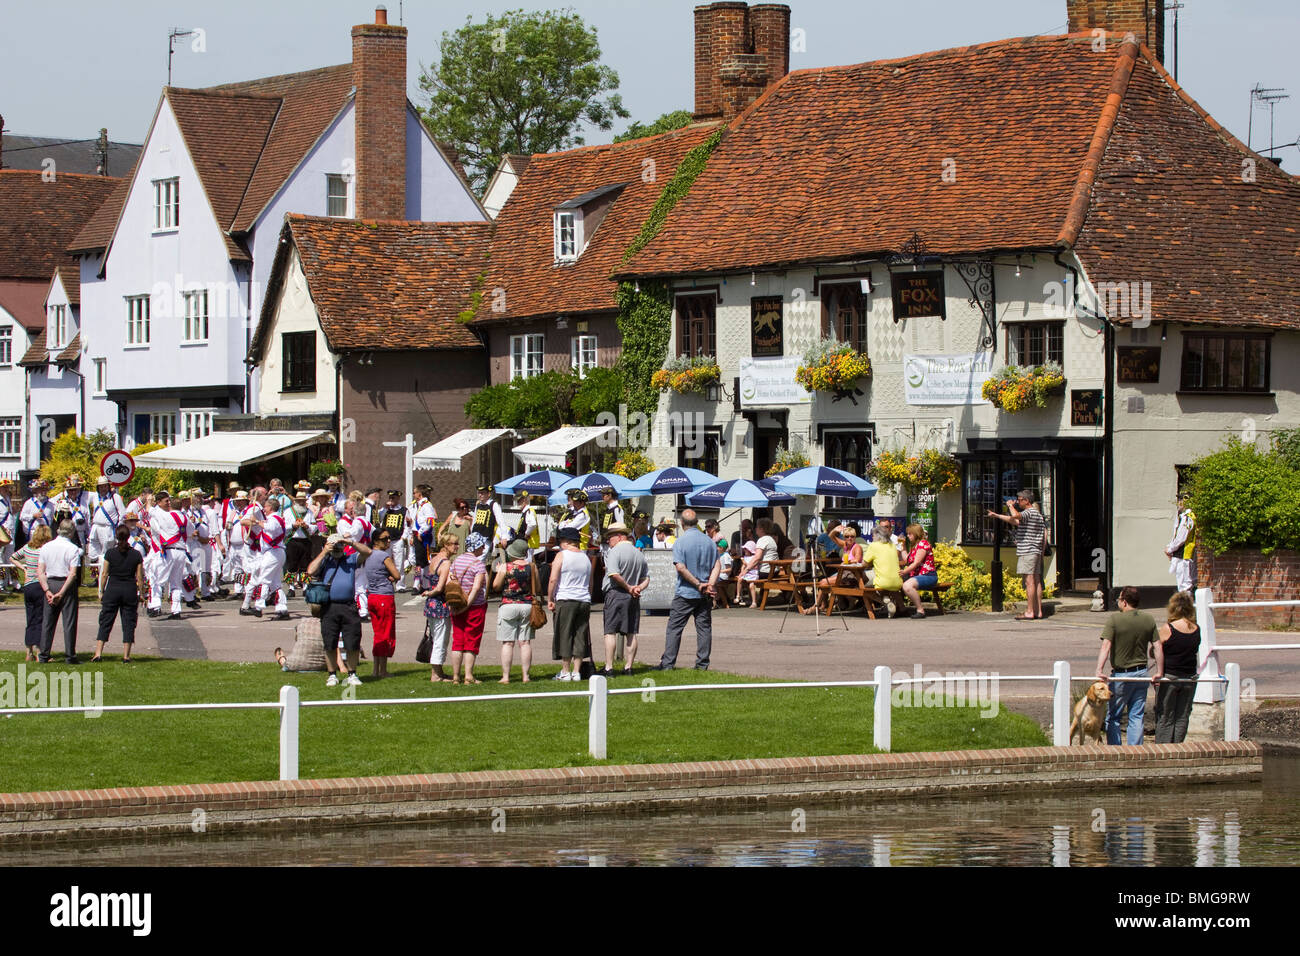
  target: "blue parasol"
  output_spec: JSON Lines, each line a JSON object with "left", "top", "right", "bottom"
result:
{"left": 547, "top": 472, "right": 631, "bottom": 505}
{"left": 772, "top": 465, "right": 877, "bottom": 499}
{"left": 686, "top": 478, "right": 797, "bottom": 508}
{"left": 621, "top": 466, "right": 719, "bottom": 497}
{"left": 494, "top": 469, "right": 571, "bottom": 495}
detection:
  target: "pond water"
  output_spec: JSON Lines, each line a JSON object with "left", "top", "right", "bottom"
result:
{"left": 8, "top": 755, "right": 1298, "bottom": 867}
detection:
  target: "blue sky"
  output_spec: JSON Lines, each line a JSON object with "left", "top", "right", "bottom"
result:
{"left": 2, "top": 0, "right": 1297, "bottom": 163}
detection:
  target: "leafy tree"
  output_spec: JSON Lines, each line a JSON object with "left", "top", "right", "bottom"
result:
{"left": 465, "top": 367, "right": 622, "bottom": 433}
{"left": 614, "top": 109, "right": 693, "bottom": 143}
{"left": 39, "top": 429, "right": 117, "bottom": 489}
{"left": 1187, "top": 438, "right": 1300, "bottom": 554}
{"left": 418, "top": 9, "right": 630, "bottom": 194}
{"left": 118, "top": 443, "right": 196, "bottom": 503}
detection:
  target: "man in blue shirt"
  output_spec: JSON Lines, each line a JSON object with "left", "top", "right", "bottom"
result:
{"left": 307, "top": 532, "right": 373, "bottom": 687}
{"left": 653, "top": 509, "right": 722, "bottom": 671}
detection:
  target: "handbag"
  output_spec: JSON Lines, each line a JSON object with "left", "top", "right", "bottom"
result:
{"left": 305, "top": 563, "right": 340, "bottom": 618}
{"left": 415, "top": 620, "right": 434, "bottom": 664}
{"left": 443, "top": 566, "right": 469, "bottom": 613}
{"left": 528, "top": 561, "right": 547, "bottom": 629}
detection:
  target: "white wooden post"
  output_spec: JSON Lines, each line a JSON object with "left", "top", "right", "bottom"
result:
{"left": 873, "top": 665, "right": 892, "bottom": 753}
{"left": 382, "top": 433, "right": 415, "bottom": 510}
{"left": 1052, "top": 660, "right": 1071, "bottom": 746}
{"left": 1224, "top": 662, "right": 1241, "bottom": 742}
{"left": 1194, "top": 587, "right": 1223, "bottom": 703}
{"left": 588, "top": 674, "right": 608, "bottom": 759}
{"left": 279, "top": 685, "right": 299, "bottom": 781}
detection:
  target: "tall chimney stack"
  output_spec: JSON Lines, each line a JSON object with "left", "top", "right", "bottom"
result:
{"left": 693, "top": 2, "right": 790, "bottom": 122}
{"left": 352, "top": 5, "right": 408, "bottom": 219}
{"left": 1066, "top": 0, "right": 1164, "bottom": 62}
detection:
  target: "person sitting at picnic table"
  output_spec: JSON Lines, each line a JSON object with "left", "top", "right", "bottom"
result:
{"left": 743, "top": 518, "right": 780, "bottom": 608}
{"left": 805, "top": 524, "right": 864, "bottom": 614}
{"left": 899, "top": 523, "right": 939, "bottom": 619}
{"left": 860, "top": 526, "right": 905, "bottom": 617}
{"left": 815, "top": 518, "right": 843, "bottom": 560}
{"left": 632, "top": 514, "right": 652, "bottom": 549}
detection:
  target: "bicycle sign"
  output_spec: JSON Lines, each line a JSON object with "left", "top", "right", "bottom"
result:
{"left": 100, "top": 449, "right": 136, "bottom": 487}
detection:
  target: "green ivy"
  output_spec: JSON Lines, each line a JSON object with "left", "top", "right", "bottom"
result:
{"left": 466, "top": 369, "right": 627, "bottom": 433}
{"left": 622, "top": 127, "right": 724, "bottom": 264}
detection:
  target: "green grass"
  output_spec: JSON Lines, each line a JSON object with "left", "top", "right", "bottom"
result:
{"left": 0, "top": 652, "right": 1047, "bottom": 793}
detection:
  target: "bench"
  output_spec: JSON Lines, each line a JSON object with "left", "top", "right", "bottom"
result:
{"left": 816, "top": 574, "right": 953, "bottom": 618}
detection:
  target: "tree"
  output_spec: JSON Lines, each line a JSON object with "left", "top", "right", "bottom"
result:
{"left": 418, "top": 9, "right": 630, "bottom": 195}
{"left": 39, "top": 429, "right": 117, "bottom": 489}
{"left": 614, "top": 110, "right": 693, "bottom": 143}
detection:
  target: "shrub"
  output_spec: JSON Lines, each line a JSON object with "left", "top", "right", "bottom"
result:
{"left": 119, "top": 443, "right": 196, "bottom": 502}
{"left": 466, "top": 368, "right": 621, "bottom": 433}
{"left": 307, "top": 459, "right": 345, "bottom": 490}
{"left": 39, "top": 428, "right": 117, "bottom": 489}
{"left": 601, "top": 448, "right": 655, "bottom": 480}
{"left": 763, "top": 443, "right": 809, "bottom": 478}
{"left": 932, "top": 540, "right": 1035, "bottom": 609}
{"left": 1187, "top": 438, "right": 1300, "bottom": 554}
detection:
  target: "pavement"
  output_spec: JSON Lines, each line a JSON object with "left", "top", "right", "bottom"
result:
{"left": 3, "top": 591, "right": 1295, "bottom": 723}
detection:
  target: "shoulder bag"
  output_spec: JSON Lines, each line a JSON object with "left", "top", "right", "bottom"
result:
{"left": 443, "top": 560, "right": 469, "bottom": 613}
{"left": 305, "top": 562, "right": 341, "bottom": 618}
{"left": 528, "top": 561, "right": 547, "bottom": 630}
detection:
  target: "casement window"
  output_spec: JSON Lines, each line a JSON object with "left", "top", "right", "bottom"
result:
{"left": 0, "top": 417, "right": 19, "bottom": 457}
{"left": 281, "top": 331, "right": 316, "bottom": 393}
{"left": 571, "top": 334, "right": 598, "bottom": 377}
{"left": 676, "top": 426, "right": 721, "bottom": 478}
{"left": 676, "top": 294, "right": 717, "bottom": 358}
{"left": 150, "top": 413, "right": 177, "bottom": 446}
{"left": 962, "top": 458, "right": 1053, "bottom": 547}
{"left": 93, "top": 358, "right": 107, "bottom": 394}
{"left": 181, "top": 410, "right": 216, "bottom": 442}
{"left": 183, "top": 289, "right": 209, "bottom": 343}
{"left": 1006, "top": 322, "right": 1064, "bottom": 367}
{"left": 0, "top": 325, "right": 12, "bottom": 365}
{"left": 554, "top": 211, "right": 579, "bottom": 260}
{"left": 1180, "top": 332, "right": 1270, "bottom": 393}
{"left": 824, "top": 430, "right": 871, "bottom": 510}
{"left": 510, "top": 333, "right": 545, "bottom": 380}
{"left": 821, "top": 284, "right": 868, "bottom": 353}
{"left": 153, "top": 178, "right": 180, "bottom": 230}
{"left": 48, "top": 305, "right": 68, "bottom": 350}
{"left": 126, "top": 296, "right": 150, "bottom": 345}
{"left": 326, "top": 174, "right": 349, "bottom": 218}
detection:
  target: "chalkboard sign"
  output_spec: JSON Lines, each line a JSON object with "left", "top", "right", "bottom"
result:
{"left": 891, "top": 271, "right": 946, "bottom": 321}
{"left": 1071, "top": 388, "right": 1102, "bottom": 426}
{"left": 638, "top": 549, "right": 680, "bottom": 611}
{"left": 1117, "top": 346, "right": 1161, "bottom": 383}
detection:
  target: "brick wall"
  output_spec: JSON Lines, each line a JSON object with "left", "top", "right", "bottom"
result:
{"left": 352, "top": 13, "right": 408, "bottom": 220}
{"left": 693, "top": 2, "right": 790, "bottom": 122}
{"left": 1197, "top": 546, "right": 1300, "bottom": 628}
{"left": 1066, "top": 0, "right": 1165, "bottom": 61}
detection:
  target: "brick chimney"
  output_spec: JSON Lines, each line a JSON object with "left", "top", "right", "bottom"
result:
{"left": 352, "top": 5, "right": 407, "bottom": 219}
{"left": 1067, "top": 0, "right": 1164, "bottom": 62}
{"left": 694, "top": 2, "right": 791, "bottom": 122}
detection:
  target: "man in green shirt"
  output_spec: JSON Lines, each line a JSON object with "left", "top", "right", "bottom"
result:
{"left": 1095, "top": 585, "right": 1164, "bottom": 745}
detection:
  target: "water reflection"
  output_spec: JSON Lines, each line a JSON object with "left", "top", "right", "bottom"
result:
{"left": 6, "top": 756, "right": 1296, "bottom": 867}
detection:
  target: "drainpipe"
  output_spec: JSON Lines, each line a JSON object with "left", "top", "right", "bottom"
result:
{"left": 244, "top": 264, "right": 253, "bottom": 414}
{"left": 991, "top": 440, "right": 1004, "bottom": 612}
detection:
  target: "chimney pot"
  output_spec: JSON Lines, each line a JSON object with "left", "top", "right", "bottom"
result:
{"left": 693, "top": 2, "right": 789, "bottom": 122}
{"left": 352, "top": 10, "right": 408, "bottom": 219}
{"left": 375, "top": 5, "right": 387, "bottom": 25}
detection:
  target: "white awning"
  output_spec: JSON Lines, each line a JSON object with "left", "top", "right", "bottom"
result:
{"left": 413, "top": 428, "right": 517, "bottom": 472}
{"left": 511, "top": 425, "right": 619, "bottom": 469}
{"left": 132, "top": 431, "right": 332, "bottom": 473}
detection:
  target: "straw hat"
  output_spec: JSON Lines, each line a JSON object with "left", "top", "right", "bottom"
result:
{"left": 294, "top": 479, "right": 311, "bottom": 492}
{"left": 310, "top": 488, "right": 331, "bottom": 501}
{"left": 65, "top": 473, "right": 83, "bottom": 487}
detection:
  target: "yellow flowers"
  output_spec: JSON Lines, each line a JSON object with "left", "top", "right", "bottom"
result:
{"left": 763, "top": 443, "right": 810, "bottom": 478}
{"left": 867, "top": 449, "right": 960, "bottom": 495}
{"left": 611, "top": 450, "right": 655, "bottom": 480}
{"left": 795, "top": 341, "right": 871, "bottom": 393}
{"left": 983, "top": 362, "right": 1065, "bottom": 413}
{"left": 653, "top": 356, "right": 722, "bottom": 394}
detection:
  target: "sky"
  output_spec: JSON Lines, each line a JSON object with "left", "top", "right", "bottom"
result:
{"left": 1, "top": 0, "right": 1297, "bottom": 163}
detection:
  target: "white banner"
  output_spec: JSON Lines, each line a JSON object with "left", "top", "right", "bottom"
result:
{"left": 738, "top": 356, "right": 812, "bottom": 407}
{"left": 904, "top": 353, "right": 993, "bottom": 405}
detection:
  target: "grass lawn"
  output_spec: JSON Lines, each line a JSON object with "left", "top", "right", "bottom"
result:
{"left": 0, "top": 652, "right": 1047, "bottom": 793}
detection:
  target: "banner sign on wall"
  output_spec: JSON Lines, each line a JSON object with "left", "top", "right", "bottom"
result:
{"left": 739, "top": 356, "right": 812, "bottom": 407}
{"left": 903, "top": 353, "right": 994, "bottom": 405}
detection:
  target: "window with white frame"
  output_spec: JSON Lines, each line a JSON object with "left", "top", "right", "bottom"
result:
{"left": 181, "top": 410, "right": 216, "bottom": 442}
{"left": 183, "top": 289, "right": 209, "bottom": 342}
{"left": 48, "top": 305, "right": 68, "bottom": 349}
{"left": 0, "top": 326, "right": 11, "bottom": 365}
{"left": 93, "top": 358, "right": 107, "bottom": 394}
{"left": 510, "top": 333, "right": 545, "bottom": 380}
{"left": 126, "top": 296, "right": 150, "bottom": 345}
{"left": 570, "top": 334, "right": 598, "bottom": 377}
{"left": 0, "top": 418, "right": 19, "bottom": 457}
{"left": 326, "top": 174, "right": 349, "bottom": 218}
{"left": 150, "top": 413, "right": 177, "bottom": 446}
{"left": 555, "top": 211, "right": 579, "bottom": 260}
{"left": 153, "top": 178, "right": 180, "bottom": 230}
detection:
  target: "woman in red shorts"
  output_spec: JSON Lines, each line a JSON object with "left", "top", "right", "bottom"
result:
{"left": 449, "top": 532, "right": 489, "bottom": 683}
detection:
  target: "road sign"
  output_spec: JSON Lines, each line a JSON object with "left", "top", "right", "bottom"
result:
{"left": 100, "top": 449, "right": 136, "bottom": 487}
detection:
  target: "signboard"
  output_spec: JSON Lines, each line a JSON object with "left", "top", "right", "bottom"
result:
{"left": 903, "top": 353, "right": 993, "bottom": 405}
{"left": 1070, "top": 388, "right": 1102, "bottom": 427}
{"left": 738, "top": 356, "right": 812, "bottom": 407}
{"left": 1117, "top": 346, "right": 1161, "bottom": 383}
{"left": 750, "top": 296, "right": 784, "bottom": 357}
{"left": 906, "top": 492, "right": 938, "bottom": 542}
{"left": 638, "top": 549, "right": 679, "bottom": 611}
{"left": 99, "top": 449, "right": 135, "bottom": 487}
{"left": 891, "top": 271, "right": 946, "bottom": 321}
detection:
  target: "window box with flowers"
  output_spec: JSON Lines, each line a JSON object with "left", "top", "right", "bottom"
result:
{"left": 795, "top": 339, "right": 871, "bottom": 402}
{"left": 651, "top": 355, "right": 721, "bottom": 395}
{"left": 981, "top": 361, "right": 1066, "bottom": 412}
{"left": 867, "top": 449, "right": 961, "bottom": 496}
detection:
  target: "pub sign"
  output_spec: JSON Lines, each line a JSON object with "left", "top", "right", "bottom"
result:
{"left": 891, "top": 271, "right": 946, "bottom": 321}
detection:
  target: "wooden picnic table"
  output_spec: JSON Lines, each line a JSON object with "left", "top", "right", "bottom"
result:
{"left": 756, "top": 558, "right": 816, "bottom": 611}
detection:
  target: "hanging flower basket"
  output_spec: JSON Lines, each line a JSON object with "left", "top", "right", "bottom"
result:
{"left": 608, "top": 449, "right": 655, "bottom": 480}
{"left": 982, "top": 362, "right": 1066, "bottom": 412}
{"left": 763, "top": 443, "right": 810, "bottom": 479}
{"left": 652, "top": 355, "right": 722, "bottom": 394}
{"left": 795, "top": 340, "right": 871, "bottom": 394}
{"left": 867, "top": 449, "right": 961, "bottom": 496}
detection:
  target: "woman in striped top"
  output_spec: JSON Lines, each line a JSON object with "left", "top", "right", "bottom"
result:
{"left": 16, "top": 525, "right": 53, "bottom": 660}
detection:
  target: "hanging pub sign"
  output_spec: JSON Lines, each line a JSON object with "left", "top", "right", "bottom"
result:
{"left": 1117, "top": 346, "right": 1161, "bottom": 383}
{"left": 1071, "top": 388, "right": 1102, "bottom": 426}
{"left": 891, "top": 271, "right": 946, "bottom": 321}
{"left": 750, "top": 296, "right": 784, "bottom": 357}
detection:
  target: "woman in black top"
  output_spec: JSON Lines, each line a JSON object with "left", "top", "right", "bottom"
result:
{"left": 1153, "top": 590, "right": 1201, "bottom": 743}
{"left": 96, "top": 525, "right": 145, "bottom": 662}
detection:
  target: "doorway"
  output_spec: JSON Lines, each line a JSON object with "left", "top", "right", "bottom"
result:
{"left": 1062, "top": 454, "right": 1101, "bottom": 591}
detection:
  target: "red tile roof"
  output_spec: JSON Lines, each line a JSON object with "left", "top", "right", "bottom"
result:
{"left": 0, "top": 278, "right": 51, "bottom": 333}
{"left": 251, "top": 215, "right": 493, "bottom": 358}
{"left": 17, "top": 327, "right": 47, "bottom": 367}
{"left": 475, "top": 123, "right": 720, "bottom": 322}
{"left": 0, "top": 170, "right": 121, "bottom": 281}
{"left": 55, "top": 333, "right": 81, "bottom": 366}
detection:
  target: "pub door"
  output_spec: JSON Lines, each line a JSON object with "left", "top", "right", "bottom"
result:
{"left": 1063, "top": 455, "right": 1102, "bottom": 591}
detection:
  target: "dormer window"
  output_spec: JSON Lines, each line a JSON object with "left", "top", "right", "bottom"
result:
{"left": 555, "top": 210, "right": 579, "bottom": 260}
{"left": 48, "top": 305, "right": 68, "bottom": 350}
{"left": 553, "top": 183, "right": 625, "bottom": 264}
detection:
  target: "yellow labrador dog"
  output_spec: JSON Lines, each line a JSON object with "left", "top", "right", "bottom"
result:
{"left": 1069, "top": 680, "right": 1113, "bottom": 745}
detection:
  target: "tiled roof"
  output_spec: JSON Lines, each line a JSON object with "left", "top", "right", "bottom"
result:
{"left": 67, "top": 177, "right": 130, "bottom": 255}
{"left": 0, "top": 278, "right": 51, "bottom": 333}
{"left": 1074, "top": 51, "right": 1300, "bottom": 330}
{"left": 251, "top": 215, "right": 492, "bottom": 357}
{"left": 0, "top": 170, "right": 121, "bottom": 280}
{"left": 619, "top": 35, "right": 1131, "bottom": 277}
{"left": 18, "top": 328, "right": 47, "bottom": 367}
{"left": 56, "top": 265, "right": 80, "bottom": 306}
{"left": 1, "top": 132, "right": 141, "bottom": 177}
{"left": 55, "top": 333, "right": 81, "bottom": 365}
{"left": 476, "top": 123, "right": 720, "bottom": 321}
